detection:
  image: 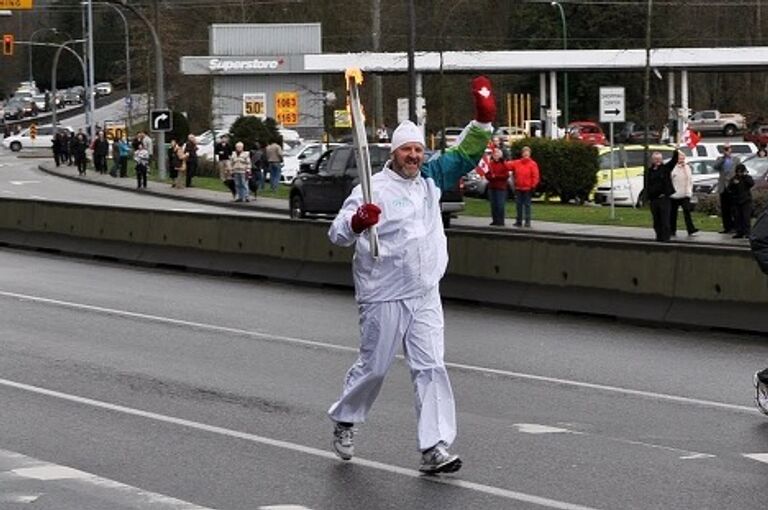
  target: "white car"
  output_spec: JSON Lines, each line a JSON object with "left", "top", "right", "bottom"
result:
{"left": 95, "top": 82, "right": 113, "bottom": 96}
{"left": 282, "top": 141, "right": 342, "bottom": 182}
{"left": 679, "top": 142, "right": 756, "bottom": 159}
{"left": 2, "top": 125, "right": 73, "bottom": 152}
{"left": 594, "top": 156, "right": 719, "bottom": 207}
{"left": 195, "top": 130, "right": 215, "bottom": 160}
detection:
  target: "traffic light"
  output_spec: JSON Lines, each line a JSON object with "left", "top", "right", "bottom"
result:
{"left": 29, "top": 124, "right": 37, "bottom": 140}
{"left": 2, "top": 34, "right": 13, "bottom": 56}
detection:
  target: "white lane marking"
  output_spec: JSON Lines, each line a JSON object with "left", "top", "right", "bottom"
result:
{"left": 515, "top": 424, "right": 574, "bottom": 435}
{"left": 29, "top": 195, "right": 47, "bottom": 200}
{"left": 9, "top": 180, "right": 41, "bottom": 185}
{"left": 5, "top": 494, "right": 42, "bottom": 503}
{"left": 2, "top": 449, "right": 215, "bottom": 509}
{"left": 743, "top": 453, "right": 768, "bottom": 464}
{"left": 514, "top": 423, "right": 716, "bottom": 460}
{"left": 259, "top": 506, "right": 313, "bottom": 510}
{"left": 0, "top": 378, "right": 601, "bottom": 510}
{"left": 1, "top": 189, "right": 16, "bottom": 195}
{"left": 169, "top": 208, "right": 207, "bottom": 213}
{"left": 0, "top": 289, "right": 757, "bottom": 415}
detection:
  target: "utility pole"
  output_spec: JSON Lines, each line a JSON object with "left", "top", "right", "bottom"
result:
{"left": 407, "top": 0, "right": 416, "bottom": 123}
{"left": 372, "top": 0, "right": 383, "bottom": 130}
{"left": 642, "top": 0, "right": 652, "bottom": 189}
{"left": 86, "top": 0, "right": 96, "bottom": 138}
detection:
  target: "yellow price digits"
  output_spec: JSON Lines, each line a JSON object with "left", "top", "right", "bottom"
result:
{"left": 245, "top": 101, "right": 264, "bottom": 115}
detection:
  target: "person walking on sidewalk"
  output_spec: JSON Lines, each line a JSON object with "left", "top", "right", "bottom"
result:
{"left": 73, "top": 133, "right": 88, "bottom": 176}
{"left": 508, "top": 146, "right": 540, "bottom": 228}
{"left": 117, "top": 135, "right": 131, "bottom": 178}
{"left": 715, "top": 145, "right": 738, "bottom": 234}
{"left": 646, "top": 150, "right": 680, "bottom": 242}
{"left": 265, "top": 139, "right": 283, "bottom": 192}
{"left": 230, "top": 141, "right": 251, "bottom": 202}
{"left": 92, "top": 131, "right": 109, "bottom": 175}
{"left": 727, "top": 163, "right": 755, "bottom": 239}
{"left": 327, "top": 76, "right": 496, "bottom": 475}
{"left": 171, "top": 139, "right": 188, "bottom": 189}
{"left": 184, "top": 134, "right": 198, "bottom": 188}
{"left": 134, "top": 142, "right": 150, "bottom": 189}
{"left": 486, "top": 147, "right": 512, "bottom": 226}
{"left": 670, "top": 152, "right": 699, "bottom": 237}
{"left": 215, "top": 134, "right": 235, "bottom": 198}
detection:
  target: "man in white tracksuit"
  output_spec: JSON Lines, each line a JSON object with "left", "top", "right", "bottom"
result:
{"left": 327, "top": 76, "right": 496, "bottom": 474}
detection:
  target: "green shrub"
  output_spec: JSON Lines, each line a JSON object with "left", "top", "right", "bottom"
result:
{"left": 229, "top": 116, "right": 282, "bottom": 151}
{"left": 508, "top": 138, "right": 598, "bottom": 203}
{"left": 694, "top": 190, "right": 768, "bottom": 218}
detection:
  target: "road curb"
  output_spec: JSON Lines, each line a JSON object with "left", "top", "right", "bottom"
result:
{"left": 37, "top": 163, "right": 285, "bottom": 216}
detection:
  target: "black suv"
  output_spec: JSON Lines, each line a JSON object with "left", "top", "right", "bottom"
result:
{"left": 289, "top": 144, "right": 464, "bottom": 227}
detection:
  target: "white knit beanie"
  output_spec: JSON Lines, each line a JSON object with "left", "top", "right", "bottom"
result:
{"left": 390, "top": 120, "right": 425, "bottom": 153}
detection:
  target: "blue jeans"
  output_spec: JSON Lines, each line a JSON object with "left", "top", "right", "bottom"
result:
{"left": 268, "top": 163, "right": 281, "bottom": 191}
{"left": 488, "top": 188, "right": 508, "bottom": 225}
{"left": 515, "top": 190, "right": 532, "bottom": 225}
{"left": 233, "top": 172, "right": 249, "bottom": 201}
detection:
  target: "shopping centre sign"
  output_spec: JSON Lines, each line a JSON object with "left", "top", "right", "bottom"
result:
{"left": 181, "top": 56, "right": 304, "bottom": 75}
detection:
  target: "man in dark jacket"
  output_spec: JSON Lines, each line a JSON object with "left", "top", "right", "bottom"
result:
{"left": 727, "top": 163, "right": 754, "bottom": 239}
{"left": 751, "top": 209, "right": 768, "bottom": 415}
{"left": 645, "top": 150, "right": 679, "bottom": 242}
{"left": 93, "top": 131, "right": 109, "bottom": 174}
{"left": 184, "top": 134, "right": 198, "bottom": 188}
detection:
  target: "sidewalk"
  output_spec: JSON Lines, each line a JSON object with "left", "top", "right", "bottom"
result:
{"left": 37, "top": 162, "right": 746, "bottom": 247}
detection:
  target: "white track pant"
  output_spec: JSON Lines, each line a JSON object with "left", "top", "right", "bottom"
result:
{"left": 328, "top": 286, "right": 457, "bottom": 451}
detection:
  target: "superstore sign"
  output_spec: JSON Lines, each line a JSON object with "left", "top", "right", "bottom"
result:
{"left": 208, "top": 58, "right": 284, "bottom": 72}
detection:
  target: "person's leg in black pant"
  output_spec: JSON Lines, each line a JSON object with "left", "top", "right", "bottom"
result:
{"left": 119, "top": 156, "right": 128, "bottom": 178}
{"left": 651, "top": 197, "right": 672, "bottom": 242}
{"left": 186, "top": 160, "right": 195, "bottom": 188}
{"left": 669, "top": 198, "right": 680, "bottom": 236}
{"left": 681, "top": 197, "right": 697, "bottom": 235}
{"left": 734, "top": 202, "right": 753, "bottom": 238}
{"left": 720, "top": 192, "right": 734, "bottom": 233}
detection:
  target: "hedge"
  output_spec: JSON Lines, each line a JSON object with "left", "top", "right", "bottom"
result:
{"left": 696, "top": 190, "right": 768, "bottom": 218}
{"left": 508, "top": 138, "right": 599, "bottom": 203}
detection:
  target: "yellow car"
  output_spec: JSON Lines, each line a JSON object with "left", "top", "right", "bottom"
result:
{"left": 595, "top": 144, "right": 676, "bottom": 189}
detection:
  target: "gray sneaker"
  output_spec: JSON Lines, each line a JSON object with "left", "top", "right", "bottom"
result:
{"left": 332, "top": 423, "right": 355, "bottom": 461}
{"left": 419, "top": 442, "right": 462, "bottom": 474}
{"left": 754, "top": 372, "right": 768, "bottom": 416}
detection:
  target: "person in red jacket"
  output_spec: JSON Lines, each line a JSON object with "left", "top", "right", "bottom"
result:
{"left": 486, "top": 147, "right": 512, "bottom": 226}
{"left": 508, "top": 146, "right": 540, "bottom": 227}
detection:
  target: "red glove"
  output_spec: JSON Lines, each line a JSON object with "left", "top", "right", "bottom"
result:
{"left": 471, "top": 76, "right": 496, "bottom": 123}
{"left": 351, "top": 203, "right": 381, "bottom": 234}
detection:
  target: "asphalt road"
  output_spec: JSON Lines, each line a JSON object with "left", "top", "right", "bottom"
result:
{"left": 1, "top": 245, "right": 768, "bottom": 510}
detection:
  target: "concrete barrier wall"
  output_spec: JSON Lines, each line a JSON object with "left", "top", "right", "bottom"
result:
{"left": 1, "top": 198, "right": 766, "bottom": 333}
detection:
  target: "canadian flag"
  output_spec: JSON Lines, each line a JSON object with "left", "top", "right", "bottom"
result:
{"left": 475, "top": 154, "right": 490, "bottom": 178}
{"left": 683, "top": 127, "right": 701, "bottom": 149}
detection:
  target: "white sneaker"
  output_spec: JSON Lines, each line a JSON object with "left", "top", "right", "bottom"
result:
{"left": 754, "top": 372, "right": 768, "bottom": 416}
{"left": 419, "top": 442, "right": 462, "bottom": 474}
{"left": 332, "top": 423, "right": 355, "bottom": 460}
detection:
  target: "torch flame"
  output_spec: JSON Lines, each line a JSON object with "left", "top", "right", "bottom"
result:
{"left": 345, "top": 67, "right": 364, "bottom": 89}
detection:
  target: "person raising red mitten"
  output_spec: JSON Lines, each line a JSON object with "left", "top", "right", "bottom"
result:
{"left": 471, "top": 75, "right": 496, "bottom": 124}
{"left": 351, "top": 203, "right": 381, "bottom": 234}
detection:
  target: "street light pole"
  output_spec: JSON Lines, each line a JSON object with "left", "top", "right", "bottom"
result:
{"left": 86, "top": 0, "right": 97, "bottom": 138}
{"left": 111, "top": 0, "right": 167, "bottom": 178}
{"left": 28, "top": 27, "right": 59, "bottom": 83}
{"left": 51, "top": 39, "right": 88, "bottom": 129}
{"left": 407, "top": 0, "right": 416, "bottom": 123}
{"left": 93, "top": 2, "right": 132, "bottom": 132}
{"left": 552, "top": 1, "right": 569, "bottom": 128}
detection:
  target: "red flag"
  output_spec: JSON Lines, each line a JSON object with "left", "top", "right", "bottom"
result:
{"left": 683, "top": 128, "right": 701, "bottom": 149}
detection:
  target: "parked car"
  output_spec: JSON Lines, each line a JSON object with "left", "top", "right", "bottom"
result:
{"left": 593, "top": 144, "right": 676, "bottom": 204}
{"left": 436, "top": 127, "right": 464, "bottom": 148}
{"left": 692, "top": 154, "right": 768, "bottom": 203}
{"left": 616, "top": 121, "right": 662, "bottom": 144}
{"left": 595, "top": 157, "right": 718, "bottom": 207}
{"left": 282, "top": 142, "right": 343, "bottom": 183}
{"left": 289, "top": 146, "right": 464, "bottom": 227}
{"left": 678, "top": 141, "right": 757, "bottom": 159}
{"left": 95, "top": 82, "right": 113, "bottom": 96}
{"left": 567, "top": 121, "right": 607, "bottom": 146}
{"left": 2, "top": 125, "right": 73, "bottom": 152}
{"left": 32, "top": 94, "right": 48, "bottom": 112}
{"left": 493, "top": 126, "right": 527, "bottom": 145}
{"left": 744, "top": 125, "right": 768, "bottom": 147}
{"left": 688, "top": 110, "right": 746, "bottom": 137}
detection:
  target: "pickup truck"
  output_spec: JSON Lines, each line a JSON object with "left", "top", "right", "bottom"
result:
{"left": 687, "top": 110, "right": 746, "bottom": 137}
{"left": 744, "top": 125, "right": 768, "bottom": 147}
{"left": 289, "top": 144, "right": 464, "bottom": 227}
